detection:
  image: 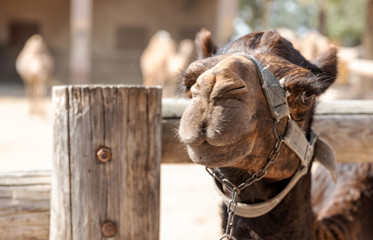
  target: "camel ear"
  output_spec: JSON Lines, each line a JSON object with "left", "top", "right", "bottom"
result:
{"left": 309, "top": 46, "right": 338, "bottom": 95}
{"left": 195, "top": 29, "right": 217, "bottom": 59}
{"left": 260, "top": 30, "right": 282, "bottom": 46}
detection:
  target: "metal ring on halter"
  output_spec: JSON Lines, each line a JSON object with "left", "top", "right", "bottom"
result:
{"left": 220, "top": 235, "right": 237, "bottom": 240}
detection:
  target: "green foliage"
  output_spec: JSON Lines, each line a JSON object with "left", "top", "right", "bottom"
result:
{"left": 238, "top": 0, "right": 366, "bottom": 46}
{"left": 268, "top": 0, "right": 318, "bottom": 32}
{"left": 325, "top": 0, "right": 365, "bottom": 46}
{"left": 238, "top": 0, "right": 265, "bottom": 31}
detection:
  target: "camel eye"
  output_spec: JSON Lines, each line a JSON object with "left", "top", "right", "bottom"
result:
{"left": 180, "top": 70, "right": 198, "bottom": 98}
{"left": 301, "top": 91, "right": 314, "bottom": 105}
{"left": 182, "top": 84, "right": 193, "bottom": 98}
{"left": 183, "top": 85, "right": 191, "bottom": 92}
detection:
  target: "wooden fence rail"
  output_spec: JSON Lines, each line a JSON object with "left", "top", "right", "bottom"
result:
{"left": 348, "top": 59, "right": 373, "bottom": 77}
{"left": 162, "top": 99, "right": 373, "bottom": 163}
{"left": 0, "top": 92, "right": 372, "bottom": 240}
{"left": 0, "top": 171, "right": 51, "bottom": 240}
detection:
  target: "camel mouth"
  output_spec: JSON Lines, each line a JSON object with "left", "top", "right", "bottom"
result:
{"left": 178, "top": 98, "right": 258, "bottom": 167}
{"left": 187, "top": 131, "right": 250, "bottom": 148}
{"left": 178, "top": 98, "right": 257, "bottom": 147}
{"left": 185, "top": 134, "right": 254, "bottom": 168}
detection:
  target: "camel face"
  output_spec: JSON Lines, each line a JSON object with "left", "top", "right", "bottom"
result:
{"left": 179, "top": 54, "right": 271, "bottom": 168}
{"left": 178, "top": 30, "right": 337, "bottom": 175}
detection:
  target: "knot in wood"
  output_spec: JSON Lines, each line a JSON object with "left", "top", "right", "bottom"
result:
{"left": 96, "top": 146, "right": 112, "bottom": 163}
{"left": 101, "top": 221, "right": 117, "bottom": 237}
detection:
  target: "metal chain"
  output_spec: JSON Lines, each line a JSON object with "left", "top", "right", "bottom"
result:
{"left": 206, "top": 119, "right": 285, "bottom": 240}
{"left": 220, "top": 190, "right": 238, "bottom": 240}
{"left": 207, "top": 119, "right": 284, "bottom": 193}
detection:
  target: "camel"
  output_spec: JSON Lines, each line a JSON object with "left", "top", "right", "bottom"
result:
{"left": 274, "top": 29, "right": 358, "bottom": 98}
{"left": 16, "top": 34, "right": 54, "bottom": 115}
{"left": 141, "top": 30, "right": 195, "bottom": 97}
{"left": 275, "top": 29, "right": 330, "bottom": 61}
{"left": 301, "top": 31, "right": 330, "bottom": 61}
{"left": 178, "top": 30, "right": 373, "bottom": 240}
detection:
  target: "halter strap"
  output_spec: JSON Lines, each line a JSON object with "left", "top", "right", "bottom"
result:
{"left": 215, "top": 165, "right": 308, "bottom": 218}
{"left": 230, "top": 52, "right": 289, "bottom": 121}
{"left": 233, "top": 52, "right": 319, "bottom": 171}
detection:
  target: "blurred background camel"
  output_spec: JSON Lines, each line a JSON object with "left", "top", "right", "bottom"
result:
{"left": 16, "top": 34, "right": 54, "bottom": 115}
{"left": 141, "top": 30, "right": 195, "bottom": 97}
{"left": 276, "top": 28, "right": 363, "bottom": 94}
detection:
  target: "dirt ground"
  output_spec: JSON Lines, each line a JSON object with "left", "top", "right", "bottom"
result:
{"left": 0, "top": 90, "right": 221, "bottom": 239}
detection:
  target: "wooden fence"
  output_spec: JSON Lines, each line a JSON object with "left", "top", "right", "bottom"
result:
{"left": 0, "top": 85, "right": 372, "bottom": 240}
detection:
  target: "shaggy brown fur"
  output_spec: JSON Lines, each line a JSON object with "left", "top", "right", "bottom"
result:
{"left": 178, "top": 30, "right": 373, "bottom": 239}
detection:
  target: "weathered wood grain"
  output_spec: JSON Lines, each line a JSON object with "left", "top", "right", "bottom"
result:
{"left": 50, "top": 86, "right": 71, "bottom": 240}
{"left": 0, "top": 171, "right": 51, "bottom": 240}
{"left": 50, "top": 85, "right": 162, "bottom": 240}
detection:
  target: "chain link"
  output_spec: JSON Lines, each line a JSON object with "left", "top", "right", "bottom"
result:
{"left": 220, "top": 190, "right": 238, "bottom": 240}
{"left": 206, "top": 118, "right": 285, "bottom": 240}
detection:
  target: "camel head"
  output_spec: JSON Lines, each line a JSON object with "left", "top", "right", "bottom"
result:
{"left": 178, "top": 30, "right": 337, "bottom": 180}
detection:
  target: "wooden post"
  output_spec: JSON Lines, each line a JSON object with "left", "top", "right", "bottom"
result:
{"left": 364, "top": 0, "right": 373, "bottom": 59}
{"left": 70, "top": 0, "right": 92, "bottom": 84}
{"left": 50, "top": 85, "right": 162, "bottom": 240}
{"left": 215, "top": 0, "right": 238, "bottom": 44}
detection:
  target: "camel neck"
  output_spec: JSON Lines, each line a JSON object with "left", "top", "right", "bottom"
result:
{"left": 217, "top": 167, "right": 314, "bottom": 240}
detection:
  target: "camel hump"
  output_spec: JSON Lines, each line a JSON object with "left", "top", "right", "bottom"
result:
{"left": 140, "top": 30, "right": 176, "bottom": 86}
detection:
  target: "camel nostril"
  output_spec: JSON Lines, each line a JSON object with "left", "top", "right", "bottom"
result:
{"left": 224, "top": 85, "right": 247, "bottom": 95}
{"left": 201, "top": 122, "right": 208, "bottom": 134}
{"left": 211, "top": 82, "right": 248, "bottom": 99}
